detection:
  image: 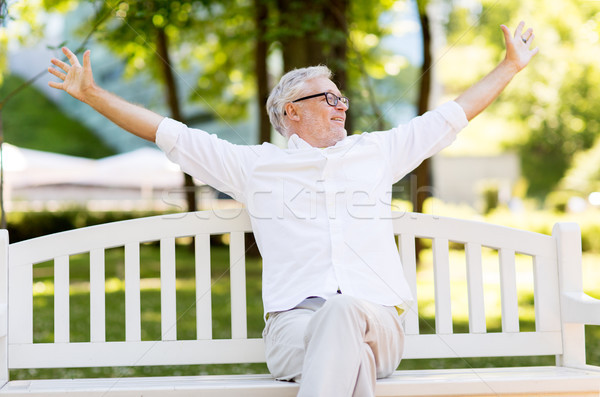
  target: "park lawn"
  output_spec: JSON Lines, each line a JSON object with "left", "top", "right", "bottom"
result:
{"left": 11, "top": 243, "right": 600, "bottom": 380}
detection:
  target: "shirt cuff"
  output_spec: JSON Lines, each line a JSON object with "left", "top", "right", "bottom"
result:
{"left": 436, "top": 101, "right": 469, "bottom": 131}
{"left": 155, "top": 117, "right": 185, "bottom": 153}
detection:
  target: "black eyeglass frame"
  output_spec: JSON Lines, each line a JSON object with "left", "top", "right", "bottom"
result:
{"left": 292, "top": 92, "right": 350, "bottom": 108}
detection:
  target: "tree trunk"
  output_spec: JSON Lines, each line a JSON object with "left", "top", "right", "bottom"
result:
{"left": 243, "top": 0, "right": 272, "bottom": 257}
{"left": 156, "top": 27, "right": 197, "bottom": 213}
{"left": 414, "top": 0, "right": 433, "bottom": 262}
{"left": 255, "top": 0, "right": 271, "bottom": 144}
{"left": 325, "top": 0, "right": 351, "bottom": 134}
{"left": 276, "top": 0, "right": 351, "bottom": 132}
{"left": 415, "top": 1, "right": 432, "bottom": 213}
{"left": 276, "top": 0, "right": 347, "bottom": 75}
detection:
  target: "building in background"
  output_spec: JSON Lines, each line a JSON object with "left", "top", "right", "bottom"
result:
{"left": 432, "top": 153, "right": 521, "bottom": 211}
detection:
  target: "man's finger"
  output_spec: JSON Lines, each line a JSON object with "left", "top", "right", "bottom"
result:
{"left": 62, "top": 46, "right": 80, "bottom": 66}
{"left": 531, "top": 47, "right": 540, "bottom": 57}
{"left": 514, "top": 21, "right": 525, "bottom": 38}
{"left": 83, "top": 49, "right": 91, "bottom": 71}
{"left": 48, "top": 80, "right": 63, "bottom": 90}
{"left": 500, "top": 25, "right": 512, "bottom": 45}
{"left": 528, "top": 33, "right": 535, "bottom": 44}
{"left": 51, "top": 58, "right": 70, "bottom": 73}
{"left": 47, "top": 66, "right": 66, "bottom": 80}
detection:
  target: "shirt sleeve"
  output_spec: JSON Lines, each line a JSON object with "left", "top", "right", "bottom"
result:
{"left": 155, "top": 117, "right": 261, "bottom": 203}
{"left": 369, "top": 100, "right": 468, "bottom": 183}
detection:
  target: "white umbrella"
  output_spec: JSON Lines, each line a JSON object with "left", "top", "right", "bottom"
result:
{"left": 3, "top": 143, "right": 95, "bottom": 188}
{"left": 77, "top": 147, "right": 187, "bottom": 189}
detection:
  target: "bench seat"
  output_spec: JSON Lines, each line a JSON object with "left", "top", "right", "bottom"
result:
{"left": 2, "top": 366, "right": 599, "bottom": 396}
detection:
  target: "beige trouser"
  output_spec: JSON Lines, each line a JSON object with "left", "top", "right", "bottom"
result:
{"left": 262, "top": 294, "right": 406, "bottom": 397}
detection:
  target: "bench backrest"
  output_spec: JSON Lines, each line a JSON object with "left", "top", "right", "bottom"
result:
{"left": 0, "top": 209, "right": 582, "bottom": 375}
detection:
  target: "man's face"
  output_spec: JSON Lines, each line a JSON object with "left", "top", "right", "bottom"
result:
{"left": 286, "top": 77, "right": 348, "bottom": 148}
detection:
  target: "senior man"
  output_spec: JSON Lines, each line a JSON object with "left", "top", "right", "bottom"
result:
{"left": 49, "top": 22, "right": 537, "bottom": 397}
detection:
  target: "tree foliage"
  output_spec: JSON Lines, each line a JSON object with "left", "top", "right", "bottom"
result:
{"left": 85, "top": 0, "right": 256, "bottom": 121}
{"left": 347, "top": 0, "right": 421, "bottom": 132}
{"left": 0, "top": 0, "right": 78, "bottom": 84}
{"left": 441, "top": 0, "right": 600, "bottom": 198}
{"left": 80, "top": 0, "right": 420, "bottom": 138}
{"left": 6, "top": 0, "right": 600, "bottom": 204}
{"left": 560, "top": 136, "right": 600, "bottom": 196}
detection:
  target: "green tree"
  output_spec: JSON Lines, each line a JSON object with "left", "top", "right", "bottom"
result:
{"left": 440, "top": 0, "right": 600, "bottom": 198}
{"left": 85, "top": 0, "right": 256, "bottom": 212}
{"left": 0, "top": 0, "right": 89, "bottom": 227}
{"left": 560, "top": 135, "right": 600, "bottom": 196}
{"left": 85, "top": 0, "right": 420, "bottom": 141}
{"left": 253, "top": 0, "right": 412, "bottom": 140}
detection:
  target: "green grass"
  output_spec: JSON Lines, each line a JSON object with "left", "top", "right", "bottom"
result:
{"left": 11, "top": 243, "right": 600, "bottom": 380}
{"left": 0, "top": 74, "right": 115, "bottom": 158}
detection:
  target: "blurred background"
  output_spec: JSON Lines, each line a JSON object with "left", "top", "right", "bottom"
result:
{"left": 1, "top": 0, "right": 600, "bottom": 244}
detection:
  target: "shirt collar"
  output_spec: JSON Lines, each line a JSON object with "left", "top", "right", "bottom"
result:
{"left": 287, "top": 134, "right": 314, "bottom": 150}
{"left": 287, "top": 133, "right": 351, "bottom": 150}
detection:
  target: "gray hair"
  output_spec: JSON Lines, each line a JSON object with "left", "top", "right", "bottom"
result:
{"left": 266, "top": 65, "right": 333, "bottom": 137}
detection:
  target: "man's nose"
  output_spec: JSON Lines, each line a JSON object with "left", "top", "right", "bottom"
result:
{"left": 336, "top": 100, "right": 348, "bottom": 111}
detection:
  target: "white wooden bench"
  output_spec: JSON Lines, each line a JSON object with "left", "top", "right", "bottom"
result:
{"left": 1, "top": 209, "right": 599, "bottom": 396}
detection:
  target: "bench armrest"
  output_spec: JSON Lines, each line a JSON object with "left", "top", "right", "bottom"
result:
{"left": 0, "top": 231, "right": 6, "bottom": 340}
{"left": 562, "top": 292, "right": 600, "bottom": 325}
{"left": 0, "top": 304, "right": 5, "bottom": 338}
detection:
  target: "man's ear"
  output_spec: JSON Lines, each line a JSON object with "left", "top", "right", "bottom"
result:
{"left": 284, "top": 102, "right": 300, "bottom": 121}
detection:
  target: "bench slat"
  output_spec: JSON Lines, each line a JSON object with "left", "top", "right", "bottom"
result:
{"left": 8, "top": 259, "right": 32, "bottom": 344}
{"left": 8, "top": 211, "right": 253, "bottom": 267}
{"left": 0, "top": 366, "right": 600, "bottom": 397}
{"left": 7, "top": 331, "right": 563, "bottom": 368}
{"left": 90, "top": 249, "right": 106, "bottom": 342}
{"left": 533, "top": 253, "right": 561, "bottom": 332}
{"left": 403, "top": 331, "right": 563, "bottom": 359}
{"left": 398, "top": 234, "right": 419, "bottom": 335}
{"left": 499, "top": 248, "right": 519, "bottom": 333}
{"left": 125, "top": 243, "right": 141, "bottom": 342}
{"left": 230, "top": 232, "right": 247, "bottom": 339}
{"left": 392, "top": 213, "right": 555, "bottom": 258}
{"left": 379, "top": 366, "right": 600, "bottom": 396}
{"left": 465, "top": 242, "right": 486, "bottom": 334}
{"left": 9, "top": 339, "right": 266, "bottom": 368}
{"left": 432, "top": 238, "right": 452, "bottom": 335}
{"left": 160, "top": 237, "right": 177, "bottom": 341}
{"left": 2, "top": 366, "right": 598, "bottom": 396}
{"left": 195, "top": 234, "right": 212, "bottom": 340}
{"left": 0, "top": 373, "right": 297, "bottom": 397}
{"left": 54, "top": 256, "right": 70, "bottom": 343}
{"left": 554, "top": 222, "right": 587, "bottom": 367}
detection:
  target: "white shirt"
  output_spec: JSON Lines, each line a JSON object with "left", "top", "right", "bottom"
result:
{"left": 156, "top": 101, "right": 468, "bottom": 314}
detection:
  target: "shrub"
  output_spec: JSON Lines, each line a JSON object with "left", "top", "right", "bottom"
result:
{"left": 6, "top": 208, "right": 166, "bottom": 243}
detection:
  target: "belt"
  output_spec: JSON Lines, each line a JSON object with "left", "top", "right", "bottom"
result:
{"left": 266, "top": 302, "right": 405, "bottom": 320}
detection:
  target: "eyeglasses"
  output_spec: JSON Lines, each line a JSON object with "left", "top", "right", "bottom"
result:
{"left": 292, "top": 92, "right": 350, "bottom": 109}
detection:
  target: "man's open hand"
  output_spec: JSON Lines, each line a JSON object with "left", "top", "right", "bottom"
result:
{"left": 48, "top": 47, "right": 95, "bottom": 103}
{"left": 501, "top": 21, "right": 539, "bottom": 73}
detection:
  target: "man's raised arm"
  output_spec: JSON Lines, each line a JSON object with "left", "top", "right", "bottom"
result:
{"left": 48, "top": 47, "right": 163, "bottom": 142}
{"left": 455, "top": 21, "right": 539, "bottom": 121}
